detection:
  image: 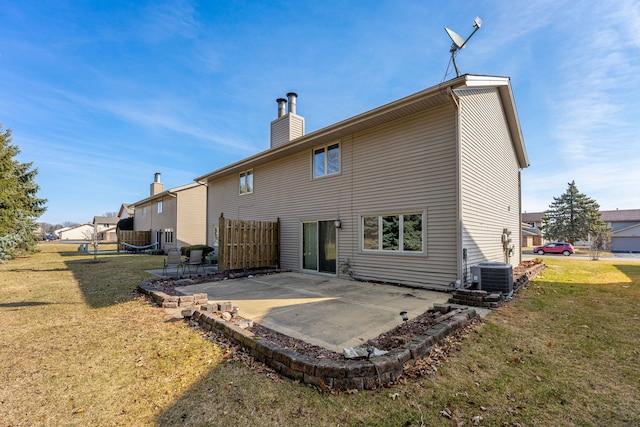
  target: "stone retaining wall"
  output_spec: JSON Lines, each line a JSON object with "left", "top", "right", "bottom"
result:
{"left": 138, "top": 279, "right": 209, "bottom": 308}
{"left": 137, "top": 278, "right": 479, "bottom": 390}
{"left": 449, "top": 262, "right": 546, "bottom": 308}
{"left": 189, "top": 306, "right": 478, "bottom": 391}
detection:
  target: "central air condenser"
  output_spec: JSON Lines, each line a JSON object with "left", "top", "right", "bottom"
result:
{"left": 470, "top": 262, "right": 514, "bottom": 296}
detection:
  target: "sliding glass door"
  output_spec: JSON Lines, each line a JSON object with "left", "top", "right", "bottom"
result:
{"left": 302, "top": 220, "right": 336, "bottom": 274}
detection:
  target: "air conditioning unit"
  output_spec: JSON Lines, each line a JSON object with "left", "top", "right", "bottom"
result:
{"left": 470, "top": 262, "right": 513, "bottom": 296}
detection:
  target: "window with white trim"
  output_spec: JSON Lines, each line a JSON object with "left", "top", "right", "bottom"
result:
{"left": 239, "top": 170, "right": 253, "bottom": 195}
{"left": 362, "top": 213, "right": 423, "bottom": 252}
{"left": 142, "top": 207, "right": 147, "bottom": 218}
{"left": 313, "top": 143, "right": 340, "bottom": 178}
{"left": 164, "top": 228, "right": 174, "bottom": 243}
{"left": 157, "top": 200, "right": 163, "bottom": 214}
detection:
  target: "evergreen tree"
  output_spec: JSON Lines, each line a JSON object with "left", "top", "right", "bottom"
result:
{"left": 0, "top": 126, "right": 47, "bottom": 260}
{"left": 540, "top": 181, "right": 606, "bottom": 245}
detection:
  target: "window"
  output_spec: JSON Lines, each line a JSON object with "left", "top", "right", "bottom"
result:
{"left": 313, "top": 143, "right": 340, "bottom": 178}
{"left": 164, "top": 228, "right": 174, "bottom": 243}
{"left": 142, "top": 207, "right": 147, "bottom": 218}
{"left": 157, "top": 200, "right": 163, "bottom": 214}
{"left": 362, "top": 213, "right": 423, "bottom": 253}
{"left": 239, "top": 170, "right": 253, "bottom": 195}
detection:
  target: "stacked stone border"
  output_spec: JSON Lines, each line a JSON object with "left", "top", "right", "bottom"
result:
{"left": 189, "top": 305, "right": 478, "bottom": 391}
{"left": 137, "top": 262, "right": 544, "bottom": 390}
{"left": 138, "top": 281, "right": 208, "bottom": 308}
{"left": 137, "top": 279, "right": 477, "bottom": 390}
{"left": 449, "top": 261, "right": 546, "bottom": 308}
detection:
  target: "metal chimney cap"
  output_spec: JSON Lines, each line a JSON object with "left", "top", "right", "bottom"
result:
{"left": 286, "top": 92, "right": 298, "bottom": 98}
{"left": 276, "top": 97, "right": 287, "bottom": 103}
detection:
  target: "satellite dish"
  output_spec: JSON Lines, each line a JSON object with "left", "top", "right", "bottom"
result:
{"left": 445, "top": 17, "right": 483, "bottom": 77}
{"left": 445, "top": 28, "right": 466, "bottom": 50}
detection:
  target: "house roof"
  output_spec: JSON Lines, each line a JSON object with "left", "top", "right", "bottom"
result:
{"left": 612, "top": 223, "right": 640, "bottom": 236}
{"left": 195, "top": 74, "right": 528, "bottom": 183}
{"left": 118, "top": 203, "right": 134, "bottom": 217}
{"left": 523, "top": 209, "right": 640, "bottom": 223}
{"left": 600, "top": 209, "right": 640, "bottom": 222}
{"left": 130, "top": 182, "right": 203, "bottom": 207}
{"left": 522, "top": 212, "right": 543, "bottom": 223}
{"left": 59, "top": 223, "right": 93, "bottom": 233}
{"left": 93, "top": 216, "right": 119, "bottom": 225}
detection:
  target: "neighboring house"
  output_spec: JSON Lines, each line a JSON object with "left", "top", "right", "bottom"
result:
{"left": 195, "top": 75, "right": 529, "bottom": 290}
{"left": 521, "top": 222, "right": 542, "bottom": 247}
{"left": 117, "top": 203, "right": 134, "bottom": 219}
{"left": 92, "top": 216, "right": 118, "bottom": 241}
{"left": 522, "top": 209, "right": 640, "bottom": 252}
{"left": 58, "top": 223, "right": 96, "bottom": 240}
{"left": 54, "top": 227, "right": 70, "bottom": 238}
{"left": 130, "top": 173, "right": 207, "bottom": 252}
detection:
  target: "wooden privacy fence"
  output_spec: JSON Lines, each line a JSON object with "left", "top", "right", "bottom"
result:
{"left": 117, "top": 230, "right": 151, "bottom": 252}
{"left": 218, "top": 214, "right": 280, "bottom": 271}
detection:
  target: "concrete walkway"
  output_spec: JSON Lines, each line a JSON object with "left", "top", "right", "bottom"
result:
{"left": 175, "top": 272, "right": 451, "bottom": 353}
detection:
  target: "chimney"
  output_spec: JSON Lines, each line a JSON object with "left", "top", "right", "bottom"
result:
{"left": 150, "top": 172, "right": 164, "bottom": 196}
{"left": 270, "top": 92, "right": 305, "bottom": 149}
{"left": 277, "top": 98, "right": 287, "bottom": 117}
{"left": 286, "top": 92, "right": 297, "bottom": 114}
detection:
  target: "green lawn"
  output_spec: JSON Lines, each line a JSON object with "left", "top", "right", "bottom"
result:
{"left": 0, "top": 244, "right": 638, "bottom": 426}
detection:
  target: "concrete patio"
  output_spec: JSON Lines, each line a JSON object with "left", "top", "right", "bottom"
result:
{"left": 173, "top": 272, "right": 452, "bottom": 352}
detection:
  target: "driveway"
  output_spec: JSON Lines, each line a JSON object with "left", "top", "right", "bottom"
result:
{"left": 175, "top": 272, "right": 451, "bottom": 353}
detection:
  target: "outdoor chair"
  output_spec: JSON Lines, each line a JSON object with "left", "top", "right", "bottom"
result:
{"left": 162, "top": 249, "right": 184, "bottom": 276}
{"left": 185, "top": 249, "right": 204, "bottom": 274}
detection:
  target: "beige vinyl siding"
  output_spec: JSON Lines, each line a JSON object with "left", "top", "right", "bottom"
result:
{"left": 133, "top": 205, "right": 152, "bottom": 231}
{"left": 457, "top": 87, "right": 522, "bottom": 271}
{"left": 132, "top": 186, "right": 206, "bottom": 251}
{"left": 348, "top": 104, "right": 458, "bottom": 288}
{"left": 207, "top": 103, "right": 459, "bottom": 289}
{"left": 270, "top": 114, "right": 305, "bottom": 148}
{"left": 176, "top": 186, "right": 207, "bottom": 248}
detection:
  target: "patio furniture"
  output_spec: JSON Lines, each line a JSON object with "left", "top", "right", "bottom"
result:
{"left": 185, "top": 249, "right": 203, "bottom": 274}
{"left": 162, "top": 249, "right": 184, "bottom": 276}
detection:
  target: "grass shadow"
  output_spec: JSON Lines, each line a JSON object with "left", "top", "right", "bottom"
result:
{"left": 613, "top": 263, "right": 640, "bottom": 282}
{"left": 0, "top": 301, "right": 54, "bottom": 308}
{"left": 64, "top": 253, "right": 161, "bottom": 308}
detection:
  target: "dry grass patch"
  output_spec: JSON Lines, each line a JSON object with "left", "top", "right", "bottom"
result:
{"left": 0, "top": 244, "right": 223, "bottom": 426}
{"left": 1, "top": 246, "right": 639, "bottom": 426}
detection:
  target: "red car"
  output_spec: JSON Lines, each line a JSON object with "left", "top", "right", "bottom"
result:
{"left": 533, "top": 242, "right": 574, "bottom": 256}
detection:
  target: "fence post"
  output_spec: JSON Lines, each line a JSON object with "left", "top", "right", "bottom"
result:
{"left": 218, "top": 213, "right": 226, "bottom": 272}
{"left": 276, "top": 217, "right": 280, "bottom": 269}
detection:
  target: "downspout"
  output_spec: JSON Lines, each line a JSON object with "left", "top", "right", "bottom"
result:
{"left": 449, "top": 87, "right": 463, "bottom": 288}
{"left": 518, "top": 169, "right": 523, "bottom": 265}
{"left": 164, "top": 191, "right": 178, "bottom": 250}
{"left": 195, "top": 180, "right": 210, "bottom": 249}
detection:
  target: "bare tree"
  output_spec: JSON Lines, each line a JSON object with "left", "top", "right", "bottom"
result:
{"left": 82, "top": 224, "right": 100, "bottom": 262}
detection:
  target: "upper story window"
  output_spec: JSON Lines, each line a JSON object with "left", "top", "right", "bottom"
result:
{"left": 362, "top": 213, "right": 423, "bottom": 253}
{"left": 142, "top": 207, "right": 147, "bottom": 218}
{"left": 313, "top": 143, "right": 340, "bottom": 178}
{"left": 239, "top": 170, "right": 253, "bottom": 195}
{"left": 157, "top": 200, "right": 163, "bottom": 214}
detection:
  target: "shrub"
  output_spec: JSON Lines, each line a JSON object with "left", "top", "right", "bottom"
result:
{"left": 180, "top": 245, "right": 214, "bottom": 259}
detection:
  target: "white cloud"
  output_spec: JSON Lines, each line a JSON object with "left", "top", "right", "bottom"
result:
{"left": 525, "top": 0, "right": 640, "bottom": 211}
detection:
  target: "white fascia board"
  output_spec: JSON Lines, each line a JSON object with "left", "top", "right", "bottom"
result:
{"left": 463, "top": 75, "right": 510, "bottom": 87}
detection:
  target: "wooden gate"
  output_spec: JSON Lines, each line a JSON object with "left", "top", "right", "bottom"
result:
{"left": 218, "top": 214, "right": 280, "bottom": 271}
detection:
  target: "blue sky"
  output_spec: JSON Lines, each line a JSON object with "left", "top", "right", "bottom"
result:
{"left": 2, "top": 1, "right": 639, "bottom": 225}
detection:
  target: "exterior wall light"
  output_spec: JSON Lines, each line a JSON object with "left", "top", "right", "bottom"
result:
{"left": 334, "top": 219, "right": 342, "bottom": 229}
